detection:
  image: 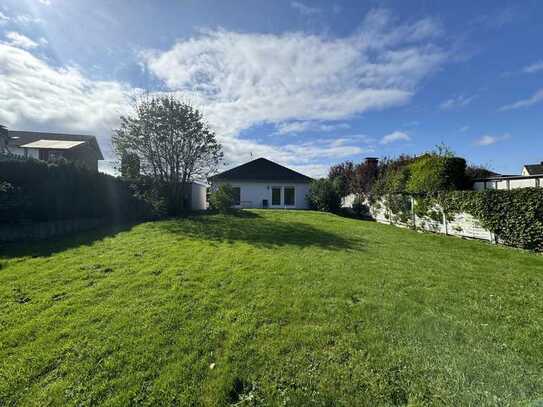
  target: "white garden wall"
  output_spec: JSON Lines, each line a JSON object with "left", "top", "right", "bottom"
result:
{"left": 344, "top": 195, "right": 496, "bottom": 243}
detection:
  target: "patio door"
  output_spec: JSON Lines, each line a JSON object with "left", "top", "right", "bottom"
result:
{"left": 271, "top": 187, "right": 281, "bottom": 206}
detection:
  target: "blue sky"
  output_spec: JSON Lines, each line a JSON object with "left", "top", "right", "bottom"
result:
{"left": 0, "top": 0, "right": 542, "bottom": 177}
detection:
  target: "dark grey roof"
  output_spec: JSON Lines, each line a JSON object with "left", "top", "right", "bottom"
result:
{"left": 209, "top": 157, "right": 313, "bottom": 183}
{"left": 524, "top": 163, "right": 543, "bottom": 175}
{"left": 7, "top": 130, "right": 103, "bottom": 160}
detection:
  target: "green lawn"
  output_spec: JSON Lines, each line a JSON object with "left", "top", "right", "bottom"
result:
{"left": 1, "top": 210, "right": 542, "bottom": 406}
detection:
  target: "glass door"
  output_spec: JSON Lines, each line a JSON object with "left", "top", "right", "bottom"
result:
{"left": 271, "top": 187, "right": 281, "bottom": 206}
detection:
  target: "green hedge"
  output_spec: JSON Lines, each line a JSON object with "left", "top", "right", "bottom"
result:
{"left": 437, "top": 188, "right": 543, "bottom": 251}
{"left": 0, "top": 158, "right": 160, "bottom": 224}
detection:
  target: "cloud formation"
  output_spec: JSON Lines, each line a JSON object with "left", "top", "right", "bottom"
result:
{"left": 380, "top": 131, "right": 410, "bottom": 145}
{"left": 1, "top": 9, "right": 448, "bottom": 177}
{"left": 142, "top": 10, "right": 446, "bottom": 168}
{"left": 0, "top": 43, "right": 132, "bottom": 154}
{"left": 3, "top": 32, "right": 40, "bottom": 49}
{"left": 439, "top": 94, "right": 476, "bottom": 110}
{"left": 523, "top": 61, "right": 543, "bottom": 74}
{"left": 291, "top": 1, "right": 321, "bottom": 16}
{"left": 500, "top": 88, "right": 543, "bottom": 111}
{"left": 475, "top": 134, "right": 510, "bottom": 146}
{"left": 275, "top": 120, "right": 350, "bottom": 135}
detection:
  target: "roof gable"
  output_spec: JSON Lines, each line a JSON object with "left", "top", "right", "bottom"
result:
{"left": 209, "top": 157, "right": 313, "bottom": 183}
{"left": 524, "top": 164, "right": 543, "bottom": 175}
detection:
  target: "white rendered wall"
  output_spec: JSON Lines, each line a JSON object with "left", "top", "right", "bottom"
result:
{"left": 214, "top": 181, "right": 311, "bottom": 209}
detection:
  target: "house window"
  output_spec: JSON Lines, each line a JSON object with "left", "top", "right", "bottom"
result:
{"left": 232, "top": 187, "right": 241, "bottom": 206}
{"left": 39, "top": 149, "right": 49, "bottom": 161}
{"left": 284, "top": 187, "right": 295, "bottom": 206}
{"left": 272, "top": 187, "right": 281, "bottom": 205}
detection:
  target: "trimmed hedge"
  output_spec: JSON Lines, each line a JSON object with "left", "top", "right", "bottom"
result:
{"left": 0, "top": 158, "right": 160, "bottom": 224}
{"left": 437, "top": 188, "right": 543, "bottom": 251}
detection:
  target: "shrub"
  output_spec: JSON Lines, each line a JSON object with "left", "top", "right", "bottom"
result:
{"left": 406, "top": 154, "right": 467, "bottom": 194}
{"left": 307, "top": 178, "right": 342, "bottom": 213}
{"left": 209, "top": 184, "right": 236, "bottom": 213}
{"left": 352, "top": 195, "right": 370, "bottom": 218}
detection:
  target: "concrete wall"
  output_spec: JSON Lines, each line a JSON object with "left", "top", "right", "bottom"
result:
{"left": 0, "top": 218, "right": 106, "bottom": 243}
{"left": 342, "top": 195, "right": 496, "bottom": 243}
{"left": 213, "top": 180, "right": 311, "bottom": 209}
{"left": 190, "top": 182, "right": 207, "bottom": 211}
{"left": 473, "top": 176, "right": 542, "bottom": 191}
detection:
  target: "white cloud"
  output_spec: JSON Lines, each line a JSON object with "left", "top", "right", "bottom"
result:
{"left": 38, "top": 0, "right": 52, "bottom": 5}
{"left": 0, "top": 43, "right": 132, "bottom": 155}
{"left": 275, "top": 120, "right": 350, "bottom": 135}
{"left": 439, "top": 94, "right": 477, "bottom": 110}
{"left": 14, "top": 14, "right": 42, "bottom": 25}
{"left": 3, "top": 31, "right": 40, "bottom": 49}
{"left": 523, "top": 61, "right": 543, "bottom": 74}
{"left": 499, "top": 89, "right": 543, "bottom": 111}
{"left": 291, "top": 1, "right": 321, "bottom": 16}
{"left": 0, "top": 9, "right": 449, "bottom": 176}
{"left": 380, "top": 131, "right": 410, "bottom": 144}
{"left": 142, "top": 10, "right": 446, "bottom": 166}
{"left": 475, "top": 134, "right": 510, "bottom": 146}
{"left": 0, "top": 11, "right": 9, "bottom": 23}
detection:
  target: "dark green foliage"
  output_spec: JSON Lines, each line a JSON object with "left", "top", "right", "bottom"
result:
{"left": 120, "top": 152, "right": 141, "bottom": 178}
{"left": 464, "top": 165, "right": 499, "bottom": 187}
{"left": 208, "top": 184, "right": 236, "bottom": 213}
{"left": 0, "top": 158, "right": 160, "bottom": 224}
{"left": 437, "top": 188, "right": 543, "bottom": 251}
{"left": 406, "top": 154, "right": 467, "bottom": 194}
{"left": 307, "top": 178, "right": 342, "bottom": 212}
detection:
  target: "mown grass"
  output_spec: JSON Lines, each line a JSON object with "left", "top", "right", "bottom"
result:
{"left": 0, "top": 210, "right": 542, "bottom": 406}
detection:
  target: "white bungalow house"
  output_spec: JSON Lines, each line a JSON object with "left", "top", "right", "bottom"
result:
{"left": 208, "top": 157, "right": 313, "bottom": 209}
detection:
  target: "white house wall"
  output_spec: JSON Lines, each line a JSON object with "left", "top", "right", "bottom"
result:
{"left": 214, "top": 181, "right": 310, "bottom": 209}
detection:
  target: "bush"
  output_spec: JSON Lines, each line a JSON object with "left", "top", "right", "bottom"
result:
{"left": 0, "top": 157, "right": 161, "bottom": 224}
{"left": 406, "top": 154, "right": 467, "bottom": 194}
{"left": 209, "top": 184, "right": 236, "bottom": 213}
{"left": 352, "top": 195, "right": 370, "bottom": 218}
{"left": 307, "top": 178, "right": 342, "bottom": 213}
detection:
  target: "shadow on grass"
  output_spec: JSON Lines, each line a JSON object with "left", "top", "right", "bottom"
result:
{"left": 0, "top": 223, "right": 137, "bottom": 259}
{"left": 157, "top": 210, "right": 363, "bottom": 250}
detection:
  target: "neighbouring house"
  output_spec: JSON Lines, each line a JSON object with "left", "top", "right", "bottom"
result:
{"left": 522, "top": 161, "right": 543, "bottom": 176}
{"left": 473, "top": 161, "right": 543, "bottom": 191}
{"left": 1, "top": 127, "right": 103, "bottom": 171}
{"left": 208, "top": 157, "right": 313, "bottom": 209}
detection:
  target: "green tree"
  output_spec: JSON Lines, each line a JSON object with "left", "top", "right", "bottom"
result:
{"left": 112, "top": 95, "right": 223, "bottom": 214}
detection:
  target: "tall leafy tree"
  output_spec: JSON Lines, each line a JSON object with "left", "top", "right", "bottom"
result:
{"left": 328, "top": 161, "right": 354, "bottom": 197}
{"left": 113, "top": 95, "right": 223, "bottom": 214}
